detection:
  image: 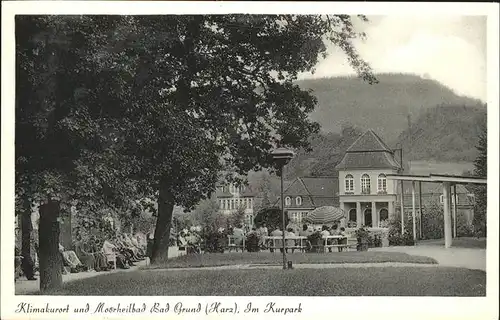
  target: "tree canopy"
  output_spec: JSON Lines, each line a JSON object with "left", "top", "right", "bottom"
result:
{"left": 16, "top": 14, "right": 377, "bottom": 287}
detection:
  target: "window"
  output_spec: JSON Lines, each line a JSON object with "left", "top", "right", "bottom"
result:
{"left": 245, "top": 214, "right": 254, "bottom": 227}
{"left": 219, "top": 200, "right": 223, "bottom": 209}
{"left": 361, "top": 174, "right": 371, "bottom": 194}
{"left": 345, "top": 174, "right": 354, "bottom": 192}
{"left": 296, "top": 196, "right": 302, "bottom": 206}
{"left": 377, "top": 174, "right": 387, "bottom": 193}
{"left": 292, "top": 212, "right": 298, "bottom": 223}
{"left": 249, "top": 198, "right": 253, "bottom": 209}
{"left": 285, "top": 196, "right": 291, "bottom": 206}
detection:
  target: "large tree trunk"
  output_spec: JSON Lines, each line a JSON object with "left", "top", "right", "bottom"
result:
{"left": 150, "top": 183, "right": 174, "bottom": 264}
{"left": 38, "top": 200, "right": 63, "bottom": 292}
{"left": 21, "top": 200, "right": 35, "bottom": 279}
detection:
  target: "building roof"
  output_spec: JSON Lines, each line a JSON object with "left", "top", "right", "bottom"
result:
{"left": 336, "top": 130, "right": 401, "bottom": 170}
{"left": 401, "top": 182, "right": 471, "bottom": 195}
{"left": 274, "top": 176, "right": 339, "bottom": 209}
{"left": 346, "top": 129, "right": 392, "bottom": 153}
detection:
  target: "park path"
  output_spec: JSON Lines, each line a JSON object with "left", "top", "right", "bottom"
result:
{"left": 145, "top": 262, "right": 441, "bottom": 272}
{"left": 370, "top": 246, "right": 486, "bottom": 271}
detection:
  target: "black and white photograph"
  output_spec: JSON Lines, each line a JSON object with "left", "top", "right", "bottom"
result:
{"left": 1, "top": 1, "right": 499, "bottom": 320}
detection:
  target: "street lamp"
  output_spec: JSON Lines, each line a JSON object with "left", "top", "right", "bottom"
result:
{"left": 271, "top": 147, "right": 295, "bottom": 270}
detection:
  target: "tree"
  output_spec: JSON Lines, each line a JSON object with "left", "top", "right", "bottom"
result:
{"left": 109, "top": 15, "right": 377, "bottom": 264}
{"left": 15, "top": 16, "right": 149, "bottom": 291}
{"left": 17, "top": 15, "right": 378, "bottom": 275}
{"left": 472, "top": 124, "right": 487, "bottom": 236}
{"left": 253, "top": 207, "right": 290, "bottom": 232}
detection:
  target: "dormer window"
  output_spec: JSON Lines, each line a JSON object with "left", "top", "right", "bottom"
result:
{"left": 296, "top": 196, "right": 302, "bottom": 206}
{"left": 345, "top": 174, "right": 354, "bottom": 192}
{"left": 377, "top": 174, "right": 387, "bottom": 193}
{"left": 285, "top": 196, "right": 291, "bottom": 206}
{"left": 361, "top": 174, "right": 371, "bottom": 194}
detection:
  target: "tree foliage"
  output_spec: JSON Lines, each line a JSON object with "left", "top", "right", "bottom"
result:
{"left": 16, "top": 14, "right": 377, "bottom": 275}
{"left": 253, "top": 207, "right": 289, "bottom": 232}
{"left": 472, "top": 124, "right": 487, "bottom": 236}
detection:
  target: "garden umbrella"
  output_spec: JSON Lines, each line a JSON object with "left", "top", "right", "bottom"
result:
{"left": 303, "top": 206, "right": 345, "bottom": 225}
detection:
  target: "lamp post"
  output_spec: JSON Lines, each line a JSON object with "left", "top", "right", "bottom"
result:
{"left": 271, "top": 147, "right": 295, "bottom": 270}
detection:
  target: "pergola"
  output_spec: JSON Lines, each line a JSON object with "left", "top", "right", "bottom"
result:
{"left": 386, "top": 174, "right": 487, "bottom": 248}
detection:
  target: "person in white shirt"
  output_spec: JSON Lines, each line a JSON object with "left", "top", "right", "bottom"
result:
{"left": 285, "top": 228, "right": 296, "bottom": 253}
{"left": 270, "top": 227, "right": 284, "bottom": 253}
{"left": 257, "top": 223, "right": 269, "bottom": 247}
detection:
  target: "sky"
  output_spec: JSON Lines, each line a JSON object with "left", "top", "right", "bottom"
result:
{"left": 299, "top": 15, "right": 487, "bottom": 102}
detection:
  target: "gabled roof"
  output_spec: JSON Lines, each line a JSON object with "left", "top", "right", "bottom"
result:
{"left": 274, "top": 176, "right": 339, "bottom": 208}
{"left": 336, "top": 130, "right": 400, "bottom": 170}
{"left": 346, "top": 130, "right": 392, "bottom": 152}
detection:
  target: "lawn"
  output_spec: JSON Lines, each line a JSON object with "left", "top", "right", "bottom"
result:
{"left": 143, "top": 251, "right": 438, "bottom": 269}
{"left": 44, "top": 267, "right": 486, "bottom": 296}
{"left": 419, "top": 237, "right": 486, "bottom": 249}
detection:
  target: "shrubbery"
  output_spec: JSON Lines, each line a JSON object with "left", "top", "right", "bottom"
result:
{"left": 245, "top": 233, "right": 260, "bottom": 252}
{"left": 202, "top": 230, "right": 226, "bottom": 253}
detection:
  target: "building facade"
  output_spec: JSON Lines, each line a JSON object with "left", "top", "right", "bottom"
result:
{"left": 336, "top": 130, "right": 401, "bottom": 228}
{"left": 215, "top": 183, "right": 257, "bottom": 228}
{"left": 276, "top": 177, "right": 339, "bottom": 225}
{"left": 275, "top": 130, "right": 476, "bottom": 229}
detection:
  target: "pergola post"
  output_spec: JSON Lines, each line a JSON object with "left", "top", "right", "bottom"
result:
{"left": 442, "top": 182, "right": 453, "bottom": 248}
{"left": 400, "top": 180, "right": 405, "bottom": 234}
{"left": 411, "top": 181, "right": 417, "bottom": 242}
{"left": 418, "top": 181, "right": 423, "bottom": 239}
{"left": 453, "top": 184, "right": 458, "bottom": 238}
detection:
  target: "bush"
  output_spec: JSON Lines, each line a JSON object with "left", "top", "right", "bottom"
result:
{"left": 202, "top": 231, "right": 226, "bottom": 253}
{"left": 388, "top": 211, "right": 416, "bottom": 246}
{"left": 245, "top": 233, "right": 260, "bottom": 252}
{"left": 306, "top": 231, "right": 323, "bottom": 253}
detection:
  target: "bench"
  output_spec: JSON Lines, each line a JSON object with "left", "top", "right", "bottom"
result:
{"left": 323, "top": 235, "right": 358, "bottom": 252}
{"left": 263, "top": 236, "right": 308, "bottom": 252}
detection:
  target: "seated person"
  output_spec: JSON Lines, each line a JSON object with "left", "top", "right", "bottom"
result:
{"left": 103, "top": 237, "right": 131, "bottom": 269}
{"left": 299, "top": 224, "right": 312, "bottom": 237}
{"left": 124, "top": 233, "right": 145, "bottom": 259}
{"left": 177, "top": 231, "right": 188, "bottom": 249}
{"left": 320, "top": 226, "right": 332, "bottom": 252}
{"left": 115, "top": 235, "right": 140, "bottom": 262}
{"left": 257, "top": 224, "right": 269, "bottom": 247}
{"left": 337, "top": 227, "right": 347, "bottom": 252}
{"left": 285, "top": 228, "right": 296, "bottom": 253}
{"left": 118, "top": 234, "right": 141, "bottom": 260}
{"left": 232, "top": 225, "right": 245, "bottom": 246}
{"left": 270, "top": 227, "right": 283, "bottom": 253}
{"left": 74, "top": 238, "right": 96, "bottom": 272}
{"left": 59, "top": 243, "right": 86, "bottom": 273}
{"left": 14, "top": 246, "right": 23, "bottom": 281}
{"left": 90, "top": 238, "right": 109, "bottom": 272}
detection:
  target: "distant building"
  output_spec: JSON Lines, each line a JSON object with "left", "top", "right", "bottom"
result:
{"left": 215, "top": 183, "right": 257, "bottom": 228}
{"left": 275, "top": 177, "right": 339, "bottom": 225}
{"left": 335, "top": 130, "right": 401, "bottom": 227}
{"left": 273, "top": 129, "right": 475, "bottom": 229}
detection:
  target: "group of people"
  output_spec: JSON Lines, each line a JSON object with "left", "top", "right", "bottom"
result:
{"left": 71, "top": 233, "right": 148, "bottom": 272}
{"left": 243, "top": 222, "right": 348, "bottom": 253}
{"left": 15, "top": 232, "right": 149, "bottom": 281}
